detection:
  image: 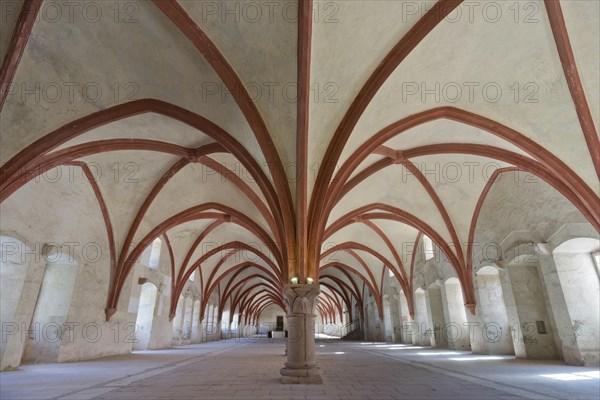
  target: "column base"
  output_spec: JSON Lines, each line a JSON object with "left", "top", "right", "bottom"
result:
{"left": 280, "top": 366, "right": 323, "bottom": 384}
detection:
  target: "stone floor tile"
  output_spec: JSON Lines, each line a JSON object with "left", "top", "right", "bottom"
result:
{"left": 2, "top": 340, "right": 598, "bottom": 400}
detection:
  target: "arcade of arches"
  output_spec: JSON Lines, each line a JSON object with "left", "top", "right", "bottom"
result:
{"left": 0, "top": 0, "right": 599, "bottom": 395}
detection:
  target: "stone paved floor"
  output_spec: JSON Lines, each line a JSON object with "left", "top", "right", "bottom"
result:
{"left": 1, "top": 338, "right": 599, "bottom": 400}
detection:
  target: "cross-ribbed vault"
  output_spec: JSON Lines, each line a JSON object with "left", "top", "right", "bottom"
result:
{"left": 1, "top": 0, "right": 598, "bottom": 381}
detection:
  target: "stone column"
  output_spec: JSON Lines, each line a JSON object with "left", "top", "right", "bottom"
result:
{"left": 440, "top": 280, "right": 470, "bottom": 350}
{"left": 237, "top": 313, "right": 244, "bottom": 338}
{"left": 398, "top": 291, "right": 414, "bottom": 344}
{"left": 216, "top": 318, "right": 223, "bottom": 340}
{"left": 425, "top": 282, "right": 448, "bottom": 348}
{"left": 174, "top": 296, "right": 187, "bottom": 344}
{"left": 202, "top": 305, "right": 211, "bottom": 342}
{"left": 198, "top": 316, "right": 205, "bottom": 343}
{"left": 389, "top": 289, "right": 402, "bottom": 343}
{"left": 280, "top": 284, "right": 322, "bottom": 384}
{"left": 382, "top": 294, "right": 394, "bottom": 342}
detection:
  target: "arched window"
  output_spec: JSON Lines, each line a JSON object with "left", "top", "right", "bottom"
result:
{"left": 423, "top": 235, "right": 434, "bottom": 260}
{"left": 148, "top": 238, "right": 162, "bottom": 269}
{"left": 189, "top": 270, "right": 196, "bottom": 281}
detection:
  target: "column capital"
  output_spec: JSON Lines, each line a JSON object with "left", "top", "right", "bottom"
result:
{"left": 282, "top": 284, "right": 320, "bottom": 315}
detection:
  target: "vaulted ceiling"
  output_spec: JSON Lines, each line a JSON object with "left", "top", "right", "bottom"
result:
{"left": 1, "top": 0, "right": 598, "bottom": 320}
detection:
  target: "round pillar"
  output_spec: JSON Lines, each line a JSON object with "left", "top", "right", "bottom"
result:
{"left": 280, "top": 284, "right": 322, "bottom": 384}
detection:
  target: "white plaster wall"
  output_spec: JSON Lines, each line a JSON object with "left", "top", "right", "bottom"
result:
{"left": 0, "top": 237, "right": 30, "bottom": 363}
{"left": 413, "top": 290, "right": 429, "bottom": 346}
{"left": 441, "top": 279, "right": 470, "bottom": 350}
{"left": 22, "top": 260, "right": 78, "bottom": 364}
{"left": 425, "top": 284, "right": 447, "bottom": 348}
{"left": 129, "top": 257, "right": 174, "bottom": 351}
{"left": 364, "top": 302, "right": 376, "bottom": 342}
{"left": 172, "top": 296, "right": 185, "bottom": 343}
{"left": 553, "top": 243, "right": 600, "bottom": 366}
{"left": 537, "top": 252, "right": 579, "bottom": 364}
{"left": 202, "top": 291, "right": 221, "bottom": 342}
{"left": 322, "top": 323, "right": 342, "bottom": 338}
{"left": 132, "top": 283, "right": 158, "bottom": 351}
{"left": 388, "top": 285, "right": 402, "bottom": 343}
{"left": 191, "top": 300, "right": 201, "bottom": 342}
{"left": 0, "top": 247, "right": 45, "bottom": 370}
{"left": 505, "top": 262, "right": 558, "bottom": 360}
{"left": 0, "top": 167, "right": 138, "bottom": 365}
{"left": 474, "top": 269, "right": 514, "bottom": 355}
{"left": 398, "top": 291, "right": 413, "bottom": 344}
{"left": 382, "top": 296, "right": 394, "bottom": 342}
{"left": 148, "top": 294, "right": 174, "bottom": 350}
{"left": 473, "top": 173, "right": 587, "bottom": 269}
{"left": 182, "top": 300, "right": 194, "bottom": 342}
{"left": 58, "top": 266, "right": 138, "bottom": 363}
